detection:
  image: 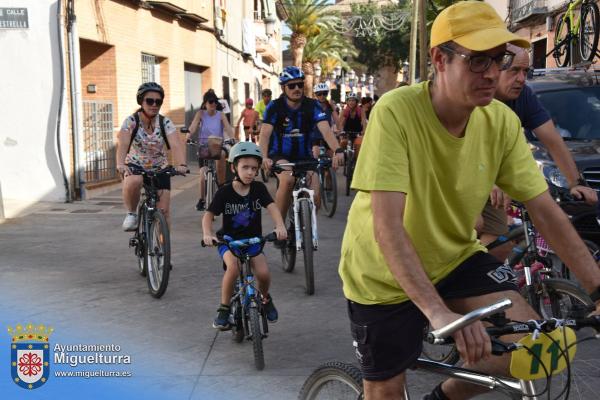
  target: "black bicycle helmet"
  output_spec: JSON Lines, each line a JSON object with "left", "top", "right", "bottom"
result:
{"left": 136, "top": 82, "right": 164, "bottom": 105}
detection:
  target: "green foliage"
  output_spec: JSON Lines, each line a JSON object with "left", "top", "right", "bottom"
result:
{"left": 282, "top": 0, "right": 338, "bottom": 39}
{"left": 350, "top": 1, "right": 411, "bottom": 74}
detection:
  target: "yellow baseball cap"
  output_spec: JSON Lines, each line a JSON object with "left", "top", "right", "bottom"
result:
{"left": 430, "top": 1, "right": 530, "bottom": 51}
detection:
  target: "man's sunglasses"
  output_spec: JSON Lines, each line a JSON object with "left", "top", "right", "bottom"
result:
{"left": 144, "top": 98, "right": 163, "bottom": 106}
{"left": 316, "top": 92, "right": 328, "bottom": 97}
{"left": 439, "top": 45, "right": 515, "bottom": 73}
{"left": 286, "top": 82, "right": 304, "bottom": 90}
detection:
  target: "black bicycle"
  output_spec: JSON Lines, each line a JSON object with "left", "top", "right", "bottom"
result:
{"left": 128, "top": 165, "right": 185, "bottom": 298}
{"left": 340, "top": 131, "right": 361, "bottom": 197}
{"left": 317, "top": 146, "right": 337, "bottom": 218}
{"left": 203, "top": 233, "right": 277, "bottom": 370}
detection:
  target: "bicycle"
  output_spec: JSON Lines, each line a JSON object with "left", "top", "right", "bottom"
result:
{"left": 547, "top": 0, "right": 600, "bottom": 67}
{"left": 184, "top": 134, "right": 234, "bottom": 210}
{"left": 422, "top": 199, "right": 596, "bottom": 365}
{"left": 272, "top": 159, "right": 330, "bottom": 295}
{"left": 298, "top": 298, "right": 600, "bottom": 400}
{"left": 128, "top": 165, "right": 185, "bottom": 298}
{"left": 202, "top": 233, "right": 276, "bottom": 370}
{"left": 339, "top": 131, "right": 361, "bottom": 197}
{"left": 317, "top": 145, "right": 338, "bottom": 218}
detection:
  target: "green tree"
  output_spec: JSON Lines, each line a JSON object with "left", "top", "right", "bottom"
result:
{"left": 282, "top": 0, "right": 338, "bottom": 67}
{"left": 298, "top": 28, "right": 357, "bottom": 97}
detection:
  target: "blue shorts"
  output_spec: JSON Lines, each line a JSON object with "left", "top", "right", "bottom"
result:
{"left": 218, "top": 243, "right": 263, "bottom": 259}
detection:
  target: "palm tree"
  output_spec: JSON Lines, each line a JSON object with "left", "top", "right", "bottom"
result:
{"left": 300, "top": 29, "right": 357, "bottom": 97}
{"left": 282, "top": 0, "right": 337, "bottom": 68}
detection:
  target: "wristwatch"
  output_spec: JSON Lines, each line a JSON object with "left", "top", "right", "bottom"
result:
{"left": 591, "top": 287, "right": 600, "bottom": 303}
{"left": 334, "top": 148, "right": 345, "bottom": 154}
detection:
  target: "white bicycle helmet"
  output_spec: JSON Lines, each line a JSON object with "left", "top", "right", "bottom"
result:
{"left": 314, "top": 82, "right": 329, "bottom": 93}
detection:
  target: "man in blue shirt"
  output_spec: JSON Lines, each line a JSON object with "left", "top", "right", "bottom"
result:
{"left": 259, "top": 66, "right": 343, "bottom": 221}
{"left": 480, "top": 44, "right": 597, "bottom": 258}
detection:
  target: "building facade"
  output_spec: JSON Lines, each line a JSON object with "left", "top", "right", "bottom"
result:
{"left": 0, "top": 0, "right": 283, "bottom": 218}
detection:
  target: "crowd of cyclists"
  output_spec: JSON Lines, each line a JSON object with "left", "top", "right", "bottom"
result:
{"left": 115, "top": 1, "right": 600, "bottom": 398}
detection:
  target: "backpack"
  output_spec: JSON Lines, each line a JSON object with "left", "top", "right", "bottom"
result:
{"left": 270, "top": 96, "right": 315, "bottom": 157}
{"left": 127, "top": 112, "right": 170, "bottom": 153}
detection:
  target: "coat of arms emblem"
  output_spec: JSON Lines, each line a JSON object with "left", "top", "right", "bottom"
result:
{"left": 8, "top": 323, "right": 53, "bottom": 389}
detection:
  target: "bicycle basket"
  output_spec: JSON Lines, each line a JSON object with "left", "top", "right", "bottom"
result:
{"left": 197, "top": 137, "right": 223, "bottom": 160}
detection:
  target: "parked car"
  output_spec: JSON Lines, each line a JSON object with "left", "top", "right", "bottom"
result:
{"left": 527, "top": 67, "right": 600, "bottom": 244}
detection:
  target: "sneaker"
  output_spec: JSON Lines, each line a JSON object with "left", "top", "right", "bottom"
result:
{"left": 195, "top": 199, "right": 205, "bottom": 211}
{"left": 122, "top": 213, "right": 137, "bottom": 231}
{"left": 212, "top": 305, "right": 231, "bottom": 330}
{"left": 263, "top": 295, "right": 278, "bottom": 323}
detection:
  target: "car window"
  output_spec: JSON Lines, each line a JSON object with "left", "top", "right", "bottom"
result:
{"left": 536, "top": 86, "right": 600, "bottom": 139}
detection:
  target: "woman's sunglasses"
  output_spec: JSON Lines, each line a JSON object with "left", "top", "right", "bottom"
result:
{"left": 316, "top": 92, "right": 328, "bottom": 97}
{"left": 144, "top": 98, "right": 163, "bottom": 106}
{"left": 206, "top": 99, "right": 217, "bottom": 105}
{"left": 286, "top": 82, "right": 304, "bottom": 90}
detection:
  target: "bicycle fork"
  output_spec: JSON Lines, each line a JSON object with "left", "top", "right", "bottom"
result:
{"left": 292, "top": 188, "right": 319, "bottom": 252}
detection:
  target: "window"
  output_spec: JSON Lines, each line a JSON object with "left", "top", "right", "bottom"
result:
{"left": 141, "top": 53, "right": 159, "bottom": 83}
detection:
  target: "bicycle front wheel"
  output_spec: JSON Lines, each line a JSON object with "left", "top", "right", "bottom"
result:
{"left": 580, "top": 2, "right": 600, "bottom": 62}
{"left": 231, "top": 297, "right": 244, "bottom": 343}
{"left": 137, "top": 233, "right": 147, "bottom": 277}
{"left": 146, "top": 210, "right": 170, "bottom": 298}
{"left": 205, "top": 170, "right": 217, "bottom": 207}
{"left": 554, "top": 14, "right": 571, "bottom": 67}
{"left": 298, "top": 361, "right": 363, "bottom": 400}
{"left": 344, "top": 160, "right": 354, "bottom": 197}
{"left": 300, "top": 199, "right": 315, "bottom": 295}
{"left": 320, "top": 167, "right": 337, "bottom": 218}
{"left": 249, "top": 305, "right": 265, "bottom": 370}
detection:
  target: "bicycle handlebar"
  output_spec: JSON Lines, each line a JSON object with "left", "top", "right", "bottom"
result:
{"left": 428, "top": 298, "right": 513, "bottom": 344}
{"left": 186, "top": 138, "right": 236, "bottom": 147}
{"left": 129, "top": 165, "right": 188, "bottom": 177}
{"left": 271, "top": 159, "right": 331, "bottom": 174}
{"left": 201, "top": 232, "right": 277, "bottom": 248}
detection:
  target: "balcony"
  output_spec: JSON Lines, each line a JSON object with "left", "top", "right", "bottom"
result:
{"left": 510, "top": 0, "right": 547, "bottom": 23}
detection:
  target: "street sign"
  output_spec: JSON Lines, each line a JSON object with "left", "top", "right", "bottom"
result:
{"left": 0, "top": 8, "right": 28, "bottom": 29}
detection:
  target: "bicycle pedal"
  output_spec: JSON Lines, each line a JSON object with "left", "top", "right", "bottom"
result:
{"left": 129, "top": 238, "right": 138, "bottom": 248}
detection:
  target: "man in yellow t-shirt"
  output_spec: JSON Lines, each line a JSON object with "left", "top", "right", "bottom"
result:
{"left": 339, "top": 2, "right": 600, "bottom": 399}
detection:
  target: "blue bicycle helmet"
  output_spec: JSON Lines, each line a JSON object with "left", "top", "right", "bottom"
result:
{"left": 279, "top": 66, "right": 305, "bottom": 85}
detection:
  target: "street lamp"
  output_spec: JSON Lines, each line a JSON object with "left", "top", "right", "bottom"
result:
{"left": 264, "top": 16, "right": 276, "bottom": 37}
{"left": 348, "top": 69, "right": 356, "bottom": 81}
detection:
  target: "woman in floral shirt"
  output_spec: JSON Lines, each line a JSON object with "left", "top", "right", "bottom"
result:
{"left": 116, "top": 82, "right": 187, "bottom": 231}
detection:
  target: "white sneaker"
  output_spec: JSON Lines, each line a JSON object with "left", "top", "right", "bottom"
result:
{"left": 122, "top": 213, "right": 138, "bottom": 231}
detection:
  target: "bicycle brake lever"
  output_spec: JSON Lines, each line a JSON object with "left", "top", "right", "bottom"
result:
{"left": 491, "top": 339, "right": 517, "bottom": 356}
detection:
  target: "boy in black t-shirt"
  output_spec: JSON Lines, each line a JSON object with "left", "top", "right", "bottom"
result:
{"left": 202, "top": 142, "right": 287, "bottom": 330}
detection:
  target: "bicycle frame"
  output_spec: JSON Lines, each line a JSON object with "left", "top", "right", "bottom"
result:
{"left": 564, "top": 0, "right": 584, "bottom": 35}
{"left": 406, "top": 359, "right": 537, "bottom": 399}
{"left": 231, "top": 255, "right": 263, "bottom": 338}
{"left": 291, "top": 181, "right": 319, "bottom": 252}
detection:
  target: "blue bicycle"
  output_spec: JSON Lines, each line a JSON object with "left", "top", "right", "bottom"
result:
{"left": 203, "top": 233, "right": 276, "bottom": 370}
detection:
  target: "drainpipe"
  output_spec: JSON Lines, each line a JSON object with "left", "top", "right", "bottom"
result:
{"left": 66, "top": 0, "right": 85, "bottom": 199}
{"left": 56, "top": 0, "right": 71, "bottom": 202}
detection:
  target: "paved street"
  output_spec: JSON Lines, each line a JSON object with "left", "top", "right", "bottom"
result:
{"left": 1, "top": 167, "right": 599, "bottom": 399}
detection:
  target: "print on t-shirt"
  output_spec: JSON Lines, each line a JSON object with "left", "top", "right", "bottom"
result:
{"left": 208, "top": 181, "right": 274, "bottom": 239}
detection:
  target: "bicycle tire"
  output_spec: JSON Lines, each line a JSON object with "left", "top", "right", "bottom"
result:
{"left": 231, "top": 298, "right": 244, "bottom": 343}
{"left": 249, "top": 305, "right": 265, "bottom": 370}
{"left": 205, "top": 170, "right": 216, "bottom": 208}
{"left": 300, "top": 199, "right": 315, "bottom": 295}
{"left": 298, "top": 361, "right": 363, "bottom": 400}
{"left": 320, "top": 167, "right": 337, "bottom": 218}
{"left": 345, "top": 161, "right": 353, "bottom": 197}
{"left": 282, "top": 208, "right": 296, "bottom": 273}
{"left": 146, "top": 210, "right": 170, "bottom": 298}
{"left": 420, "top": 322, "right": 460, "bottom": 365}
{"left": 137, "top": 233, "right": 147, "bottom": 277}
{"left": 554, "top": 14, "right": 571, "bottom": 67}
{"left": 535, "top": 278, "right": 594, "bottom": 320}
{"left": 579, "top": 2, "right": 600, "bottom": 62}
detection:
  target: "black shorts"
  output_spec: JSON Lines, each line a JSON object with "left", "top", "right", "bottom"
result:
{"left": 127, "top": 164, "right": 171, "bottom": 191}
{"left": 347, "top": 251, "right": 518, "bottom": 381}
